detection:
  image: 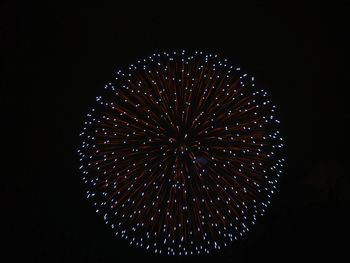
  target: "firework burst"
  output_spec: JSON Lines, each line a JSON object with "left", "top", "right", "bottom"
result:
{"left": 78, "top": 50, "right": 284, "bottom": 256}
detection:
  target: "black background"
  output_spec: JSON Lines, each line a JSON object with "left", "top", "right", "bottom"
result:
{"left": 4, "top": 1, "right": 349, "bottom": 262}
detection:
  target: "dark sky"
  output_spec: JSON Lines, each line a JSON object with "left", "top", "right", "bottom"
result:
{"left": 5, "top": 1, "right": 349, "bottom": 262}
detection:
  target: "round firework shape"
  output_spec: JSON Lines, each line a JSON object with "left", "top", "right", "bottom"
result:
{"left": 78, "top": 50, "right": 285, "bottom": 256}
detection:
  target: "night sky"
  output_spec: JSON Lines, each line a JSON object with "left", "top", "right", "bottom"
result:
{"left": 5, "top": 1, "right": 349, "bottom": 262}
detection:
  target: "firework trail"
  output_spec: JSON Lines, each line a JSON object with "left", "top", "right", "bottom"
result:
{"left": 78, "top": 50, "right": 284, "bottom": 255}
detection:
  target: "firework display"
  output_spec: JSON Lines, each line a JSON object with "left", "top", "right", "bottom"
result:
{"left": 78, "top": 51, "right": 284, "bottom": 255}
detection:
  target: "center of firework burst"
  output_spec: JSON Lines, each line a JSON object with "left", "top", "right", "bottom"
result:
{"left": 178, "top": 144, "right": 188, "bottom": 154}
{"left": 173, "top": 137, "right": 189, "bottom": 154}
{"left": 169, "top": 134, "right": 190, "bottom": 154}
